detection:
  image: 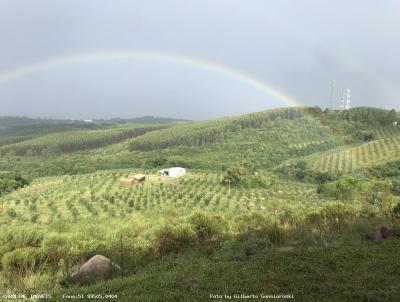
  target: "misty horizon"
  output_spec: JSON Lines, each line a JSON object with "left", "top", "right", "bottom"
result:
{"left": 2, "top": 104, "right": 398, "bottom": 123}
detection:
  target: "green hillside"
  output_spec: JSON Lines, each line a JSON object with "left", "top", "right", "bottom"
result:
{"left": 1, "top": 170, "right": 319, "bottom": 225}
{"left": 309, "top": 138, "right": 400, "bottom": 173}
{"left": 0, "top": 125, "right": 168, "bottom": 156}
{"left": 1, "top": 106, "right": 400, "bottom": 301}
{"left": 2, "top": 106, "right": 398, "bottom": 178}
{"left": 374, "top": 125, "right": 400, "bottom": 139}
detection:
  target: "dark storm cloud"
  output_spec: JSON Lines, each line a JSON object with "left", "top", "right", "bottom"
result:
{"left": 0, "top": 0, "right": 399, "bottom": 119}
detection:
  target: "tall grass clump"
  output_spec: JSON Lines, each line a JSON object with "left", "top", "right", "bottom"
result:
{"left": 0, "top": 226, "right": 44, "bottom": 257}
{"left": 188, "top": 211, "right": 227, "bottom": 241}
{"left": 2, "top": 247, "right": 46, "bottom": 274}
{"left": 152, "top": 222, "right": 197, "bottom": 256}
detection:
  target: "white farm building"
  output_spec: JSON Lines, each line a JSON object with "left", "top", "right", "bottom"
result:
{"left": 158, "top": 167, "right": 186, "bottom": 178}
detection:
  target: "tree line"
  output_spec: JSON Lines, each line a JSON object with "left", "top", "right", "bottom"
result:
{"left": 0, "top": 125, "right": 168, "bottom": 156}
{"left": 129, "top": 107, "right": 309, "bottom": 151}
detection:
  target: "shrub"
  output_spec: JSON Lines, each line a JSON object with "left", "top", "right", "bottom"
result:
{"left": 392, "top": 202, "right": 400, "bottom": 220}
{"left": 222, "top": 164, "right": 248, "bottom": 186}
{"left": 6, "top": 208, "right": 17, "bottom": 218}
{"left": 305, "top": 211, "right": 324, "bottom": 227}
{"left": 233, "top": 212, "right": 271, "bottom": 236}
{"left": 153, "top": 223, "right": 197, "bottom": 256}
{"left": 0, "top": 226, "right": 43, "bottom": 254}
{"left": 42, "top": 232, "right": 109, "bottom": 275}
{"left": 361, "top": 180, "right": 394, "bottom": 218}
{"left": 2, "top": 247, "right": 46, "bottom": 273}
{"left": 188, "top": 211, "right": 226, "bottom": 241}
{"left": 321, "top": 202, "right": 355, "bottom": 229}
{"left": 359, "top": 204, "right": 379, "bottom": 219}
{"left": 317, "top": 176, "right": 361, "bottom": 200}
{"left": 353, "top": 131, "right": 376, "bottom": 142}
{"left": 41, "top": 233, "right": 70, "bottom": 263}
{"left": 0, "top": 172, "right": 29, "bottom": 196}
{"left": 334, "top": 176, "right": 361, "bottom": 200}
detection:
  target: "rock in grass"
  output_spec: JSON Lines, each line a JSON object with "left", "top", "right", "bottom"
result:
{"left": 70, "top": 255, "right": 121, "bottom": 284}
{"left": 380, "top": 227, "right": 400, "bottom": 239}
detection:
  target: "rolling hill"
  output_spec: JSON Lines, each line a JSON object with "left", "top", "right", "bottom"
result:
{"left": 0, "top": 106, "right": 400, "bottom": 301}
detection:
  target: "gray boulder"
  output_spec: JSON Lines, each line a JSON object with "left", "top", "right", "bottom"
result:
{"left": 70, "top": 255, "right": 121, "bottom": 284}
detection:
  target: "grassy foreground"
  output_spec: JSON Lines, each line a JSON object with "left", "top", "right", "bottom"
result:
{"left": 53, "top": 238, "right": 400, "bottom": 302}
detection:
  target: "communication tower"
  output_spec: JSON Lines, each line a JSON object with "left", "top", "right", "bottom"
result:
{"left": 339, "top": 88, "right": 351, "bottom": 111}
{"left": 339, "top": 92, "right": 345, "bottom": 110}
{"left": 345, "top": 89, "right": 351, "bottom": 110}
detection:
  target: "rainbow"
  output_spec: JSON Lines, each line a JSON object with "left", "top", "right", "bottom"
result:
{"left": 0, "top": 49, "right": 302, "bottom": 107}
{"left": 0, "top": 50, "right": 346, "bottom": 145}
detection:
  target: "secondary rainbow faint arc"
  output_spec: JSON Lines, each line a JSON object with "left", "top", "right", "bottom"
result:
{"left": 0, "top": 50, "right": 301, "bottom": 107}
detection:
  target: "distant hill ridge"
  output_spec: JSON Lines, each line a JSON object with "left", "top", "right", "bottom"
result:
{"left": 128, "top": 107, "right": 399, "bottom": 151}
{"left": 0, "top": 115, "right": 188, "bottom": 137}
{"left": 0, "top": 106, "right": 399, "bottom": 177}
{"left": 0, "top": 115, "right": 189, "bottom": 126}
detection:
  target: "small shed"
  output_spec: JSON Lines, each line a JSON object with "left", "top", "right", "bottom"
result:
{"left": 394, "top": 121, "right": 399, "bottom": 126}
{"left": 120, "top": 174, "right": 146, "bottom": 186}
{"left": 132, "top": 174, "right": 146, "bottom": 182}
{"left": 158, "top": 167, "right": 186, "bottom": 178}
{"left": 120, "top": 179, "right": 135, "bottom": 185}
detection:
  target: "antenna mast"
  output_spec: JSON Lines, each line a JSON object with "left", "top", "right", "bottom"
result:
{"left": 345, "top": 88, "right": 351, "bottom": 110}
{"left": 339, "top": 92, "right": 345, "bottom": 111}
{"left": 339, "top": 88, "right": 351, "bottom": 111}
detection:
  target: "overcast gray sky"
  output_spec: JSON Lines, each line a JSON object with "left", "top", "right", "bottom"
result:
{"left": 0, "top": 0, "right": 399, "bottom": 119}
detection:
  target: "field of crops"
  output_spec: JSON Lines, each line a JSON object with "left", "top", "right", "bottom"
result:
{"left": 0, "top": 135, "right": 34, "bottom": 147}
{"left": 0, "top": 170, "right": 319, "bottom": 226}
{"left": 310, "top": 137, "right": 400, "bottom": 173}
{"left": 0, "top": 125, "right": 167, "bottom": 156}
{"left": 373, "top": 125, "right": 400, "bottom": 139}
